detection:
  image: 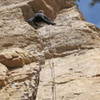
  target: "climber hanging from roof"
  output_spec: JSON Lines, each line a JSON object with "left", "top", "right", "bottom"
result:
{"left": 27, "top": 10, "right": 56, "bottom": 29}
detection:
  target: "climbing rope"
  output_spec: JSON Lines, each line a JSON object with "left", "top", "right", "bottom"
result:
{"left": 48, "top": 28, "right": 56, "bottom": 100}
{"left": 49, "top": 59, "right": 56, "bottom": 100}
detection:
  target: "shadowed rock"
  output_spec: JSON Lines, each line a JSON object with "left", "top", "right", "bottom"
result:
{"left": 0, "top": 48, "right": 35, "bottom": 68}
{"left": 0, "top": 63, "right": 8, "bottom": 87}
{"left": 38, "top": 7, "right": 100, "bottom": 59}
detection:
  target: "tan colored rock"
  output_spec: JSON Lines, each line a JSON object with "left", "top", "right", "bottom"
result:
{"left": 0, "top": 63, "right": 40, "bottom": 100}
{"left": 0, "top": 3, "right": 40, "bottom": 51}
{"left": 0, "top": 0, "right": 68, "bottom": 20}
{"left": 36, "top": 4, "right": 100, "bottom": 100}
{"left": 0, "top": 0, "right": 30, "bottom": 7}
{"left": 38, "top": 7, "right": 100, "bottom": 59}
{"left": 0, "top": 63, "right": 8, "bottom": 86}
{"left": 28, "top": 0, "right": 66, "bottom": 19}
{"left": 0, "top": 48, "right": 35, "bottom": 67}
{"left": 36, "top": 48, "right": 100, "bottom": 100}
{"left": 1, "top": 0, "right": 100, "bottom": 100}
{"left": 0, "top": 0, "right": 44, "bottom": 99}
{"left": 66, "top": 0, "right": 75, "bottom": 8}
{"left": 8, "top": 62, "right": 40, "bottom": 83}
{"left": 0, "top": 48, "right": 35, "bottom": 68}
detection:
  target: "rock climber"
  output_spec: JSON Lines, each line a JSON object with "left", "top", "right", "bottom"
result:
{"left": 27, "top": 10, "right": 56, "bottom": 28}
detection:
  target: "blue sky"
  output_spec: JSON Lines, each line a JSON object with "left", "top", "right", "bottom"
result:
{"left": 77, "top": 0, "right": 100, "bottom": 28}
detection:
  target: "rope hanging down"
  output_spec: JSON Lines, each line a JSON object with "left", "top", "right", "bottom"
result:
{"left": 49, "top": 59, "right": 56, "bottom": 100}
{"left": 48, "top": 28, "right": 56, "bottom": 100}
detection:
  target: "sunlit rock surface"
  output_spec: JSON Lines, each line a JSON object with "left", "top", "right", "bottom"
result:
{"left": 36, "top": 48, "right": 100, "bottom": 100}
{"left": 38, "top": 7, "right": 100, "bottom": 59}
{"left": 0, "top": 0, "right": 100, "bottom": 100}
{"left": 0, "top": 0, "right": 68, "bottom": 99}
{"left": 36, "top": 5, "right": 100, "bottom": 100}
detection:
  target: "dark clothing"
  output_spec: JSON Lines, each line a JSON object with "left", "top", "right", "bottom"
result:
{"left": 27, "top": 12, "right": 56, "bottom": 28}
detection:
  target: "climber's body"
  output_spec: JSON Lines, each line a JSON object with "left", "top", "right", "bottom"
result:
{"left": 27, "top": 10, "right": 56, "bottom": 28}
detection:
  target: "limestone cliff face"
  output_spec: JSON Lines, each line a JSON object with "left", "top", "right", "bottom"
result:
{"left": 36, "top": 7, "right": 100, "bottom": 100}
{"left": 0, "top": 0, "right": 100, "bottom": 100}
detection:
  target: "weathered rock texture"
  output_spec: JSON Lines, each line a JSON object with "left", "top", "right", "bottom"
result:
{"left": 0, "top": 48, "right": 41, "bottom": 100}
{"left": 0, "top": 63, "right": 8, "bottom": 87}
{"left": 36, "top": 49, "right": 100, "bottom": 100}
{"left": 0, "top": 0, "right": 100, "bottom": 100}
{"left": 36, "top": 5, "right": 100, "bottom": 100}
{"left": 38, "top": 7, "right": 100, "bottom": 59}
{"left": 0, "top": 0, "right": 67, "bottom": 20}
{"left": 0, "top": 48, "right": 33, "bottom": 68}
{"left": 0, "top": 0, "right": 69, "bottom": 99}
{"left": 0, "top": 63, "right": 40, "bottom": 100}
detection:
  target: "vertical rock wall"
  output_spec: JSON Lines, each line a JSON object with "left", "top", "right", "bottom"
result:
{"left": 0, "top": 0, "right": 71, "bottom": 100}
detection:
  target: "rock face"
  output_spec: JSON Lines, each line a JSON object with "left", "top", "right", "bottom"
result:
{"left": 0, "top": 63, "right": 40, "bottom": 100}
{"left": 38, "top": 7, "right": 100, "bottom": 59}
{"left": 36, "top": 5, "right": 100, "bottom": 100}
{"left": 0, "top": 48, "right": 33, "bottom": 68}
{"left": 36, "top": 49, "right": 100, "bottom": 100}
{"left": 0, "top": 0, "right": 100, "bottom": 100}
{"left": 0, "top": 63, "right": 8, "bottom": 87}
{"left": 28, "top": 0, "right": 66, "bottom": 19}
{"left": 0, "top": 0, "right": 69, "bottom": 99}
{"left": 0, "top": 48, "right": 41, "bottom": 100}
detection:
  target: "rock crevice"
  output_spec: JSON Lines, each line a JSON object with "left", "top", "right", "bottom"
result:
{"left": 1, "top": 0, "right": 100, "bottom": 100}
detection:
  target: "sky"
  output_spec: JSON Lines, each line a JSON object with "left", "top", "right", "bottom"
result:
{"left": 76, "top": 0, "right": 100, "bottom": 28}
